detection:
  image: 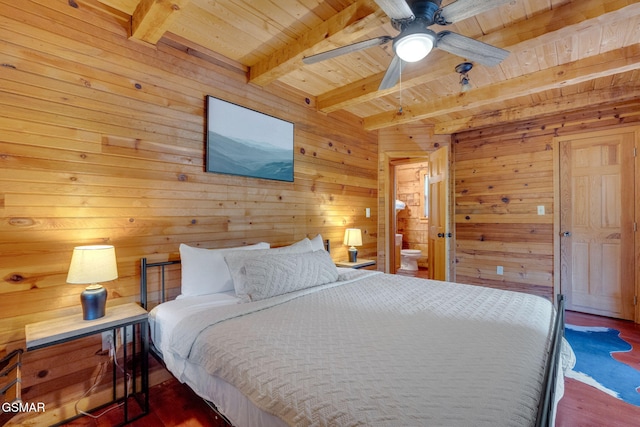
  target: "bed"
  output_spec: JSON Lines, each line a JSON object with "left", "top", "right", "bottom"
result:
{"left": 140, "top": 237, "right": 572, "bottom": 427}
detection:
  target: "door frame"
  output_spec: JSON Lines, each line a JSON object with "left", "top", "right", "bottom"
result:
{"left": 552, "top": 125, "right": 640, "bottom": 322}
{"left": 383, "top": 149, "right": 452, "bottom": 278}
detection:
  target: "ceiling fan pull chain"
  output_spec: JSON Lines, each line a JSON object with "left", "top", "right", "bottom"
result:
{"left": 398, "top": 61, "right": 403, "bottom": 114}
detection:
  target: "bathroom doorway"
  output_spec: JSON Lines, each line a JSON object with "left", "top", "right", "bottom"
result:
{"left": 384, "top": 146, "right": 452, "bottom": 280}
{"left": 394, "top": 159, "right": 430, "bottom": 278}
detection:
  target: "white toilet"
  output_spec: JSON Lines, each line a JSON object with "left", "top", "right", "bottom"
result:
{"left": 400, "top": 249, "right": 422, "bottom": 271}
{"left": 396, "top": 200, "right": 422, "bottom": 272}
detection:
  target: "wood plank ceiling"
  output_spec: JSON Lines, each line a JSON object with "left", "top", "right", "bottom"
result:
{"left": 92, "top": 0, "right": 640, "bottom": 134}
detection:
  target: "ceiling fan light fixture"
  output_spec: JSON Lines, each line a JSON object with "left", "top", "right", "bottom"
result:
{"left": 394, "top": 31, "right": 435, "bottom": 63}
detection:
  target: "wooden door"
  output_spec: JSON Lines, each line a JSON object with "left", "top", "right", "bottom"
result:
{"left": 559, "top": 132, "right": 635, "bottom": 319}
{"left": 428, "top": 146, "right": 450, "bottom": 281}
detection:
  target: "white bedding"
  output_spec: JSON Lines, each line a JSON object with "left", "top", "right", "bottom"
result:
{"left": 152, "top": 269, "right": 566, "bottom": 427}
{"left": 149, "top": 291, "right": 240, "bottom": 351}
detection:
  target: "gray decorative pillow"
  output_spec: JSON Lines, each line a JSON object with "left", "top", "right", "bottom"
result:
{"left": 241, "top": 250, "right": 338, "bottom": 302}
{"left": 225, "top": 238, "right": 314, "bottom": 301}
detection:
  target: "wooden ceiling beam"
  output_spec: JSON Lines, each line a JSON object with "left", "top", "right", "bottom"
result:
{"left": 434, "top": 84, "right": 640, "bottom": 134}
{"left": 363, "top": 43, "right": 640, "bottom": 130}
{"left": 130, "top": 0, "right": 191, "bottom": 44}
{"left": 248, "top": 0, "right": 384, "bottom": 86}
{"left": 94, "top": 0, "right": 139, "bottom": 15}
{"left": 317, "top": 0, "right": 640, "bottom": 113}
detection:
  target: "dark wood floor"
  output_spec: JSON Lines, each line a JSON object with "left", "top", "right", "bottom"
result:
{"left": 61, "top": 375, "right": 228, "bottom": 427}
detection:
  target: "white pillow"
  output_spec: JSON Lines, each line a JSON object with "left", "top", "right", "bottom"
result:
{"left": 310, "top": 234, "right": 326, "bottom": 251}
{"left": 289, "top": 237, "right": 314, "bottom": 251}
{"left": 179, "top": 242, "right": 270, "bottom": 297}
{"left": 225, "top": 238, "right": 314, "bottom": 302}
{"left": 241, "top": 250, "right": 339, "bottom": 302}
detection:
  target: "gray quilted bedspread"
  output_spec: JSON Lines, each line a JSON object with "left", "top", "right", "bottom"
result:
{"left": 169, "top": 271, "right": 555, "bottom": 427}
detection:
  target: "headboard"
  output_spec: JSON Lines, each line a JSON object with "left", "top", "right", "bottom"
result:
{"left": 140, "top": 258, "right": 181, "bottom": 310}
{"left": 140, "top": 239, "right": 330, "bottom": 310}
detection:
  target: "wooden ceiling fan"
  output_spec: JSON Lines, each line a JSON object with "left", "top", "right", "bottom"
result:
{"left": 303, "top": 0, "right": 510, "bottom": 90}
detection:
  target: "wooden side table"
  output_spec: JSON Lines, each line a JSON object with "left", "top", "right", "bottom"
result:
{"left": 25, "top": 303, "right": 149, "bottom": 426}
{"left": 335, "top": 259, "right": 376, "bottom": 269}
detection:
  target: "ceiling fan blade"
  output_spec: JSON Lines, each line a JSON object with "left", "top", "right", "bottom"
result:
{"left": 436, "top": 31, "right": 508, "bottom": 66}
{"left": 373, "top": 0, "right": 414, "bottom": 20}
{"left": 302, "top": 36, "right": 392, "bottom": 65}
{"left": 438, "top": 0, "right": 513, "bottom": 24}
{"left": 378, "top": 55, "right": 403, "bottom": 90}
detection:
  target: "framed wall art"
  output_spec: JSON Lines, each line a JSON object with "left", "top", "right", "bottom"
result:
{"left": 206, "top": 96, "right": 294, "bottom": 182}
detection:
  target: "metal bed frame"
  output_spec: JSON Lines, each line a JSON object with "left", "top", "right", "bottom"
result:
{"left": 140, "top": 254, "right": 565, "bottom": 427}
{"left": 139, "top": 257, "right": 180, "bottom": 361}
{"left": 139, "top": 257, "right": 234, "bottom": 425}
{"left": 536, "top": 293, "right": 566, "bottom": 427}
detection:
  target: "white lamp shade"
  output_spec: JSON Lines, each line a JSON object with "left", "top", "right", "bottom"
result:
{"left": 67, "top": 245, "right": 118, "bottom": 284}
{"left": 343, "top": 229, "right": 363, "bottom": 247}
{"left": 394, "top": 32, "right": 435, "bottom": 63}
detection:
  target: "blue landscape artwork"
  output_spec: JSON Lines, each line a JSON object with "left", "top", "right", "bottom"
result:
{"left": 206, "top": 96, "right": 294, "bottom": 182}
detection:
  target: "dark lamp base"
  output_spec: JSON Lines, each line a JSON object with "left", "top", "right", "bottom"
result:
{"left": 348, "top": 247, "right": 358, "bottom": 263}
{"left": 81, "top": 285, "right": 107, "bottom": 320}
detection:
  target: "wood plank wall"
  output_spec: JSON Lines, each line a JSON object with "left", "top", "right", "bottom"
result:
{"left": 0, "top": 0, "right": 377, "bottom": 423}
{"left": 453, "top": 100, "right": 640, "bottom": 299}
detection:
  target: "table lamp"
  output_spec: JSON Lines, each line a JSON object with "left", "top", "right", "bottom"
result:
{"left": 66, "top": 245, "right": 118, "bottom": 320}
{"left": 343, "top": 228, "right": 362, "bottom": 263}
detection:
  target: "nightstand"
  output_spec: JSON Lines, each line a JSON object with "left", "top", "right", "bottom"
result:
{"left": 335, "top": 259, "right": 376, "bottom": 269}
{"left": 25, "top": 303, "right": 149, "bottom": 425}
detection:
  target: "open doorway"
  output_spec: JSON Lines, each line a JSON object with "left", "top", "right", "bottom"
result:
{"left": 384, "top": 146, "right": 452, "bottom": 280}
{"left": 393, "top": 159, "right": 430, "bottom": 278}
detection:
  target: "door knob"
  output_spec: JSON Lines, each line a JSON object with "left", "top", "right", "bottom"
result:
{"left": 437, "top": 233, "right": 444, "bottom": 238}
{"left": 562, "top": 231, "right": 571, "bottom": 237}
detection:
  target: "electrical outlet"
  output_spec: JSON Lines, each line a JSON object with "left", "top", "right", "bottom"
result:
{"left": 102, "top": 331, "right": 113, "bottom": 352}
{"left": 496, "top": 266, "right": 504, "bottom": 275}
{"left": 537, "top": 205, "right": 545, "bottom": 215}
